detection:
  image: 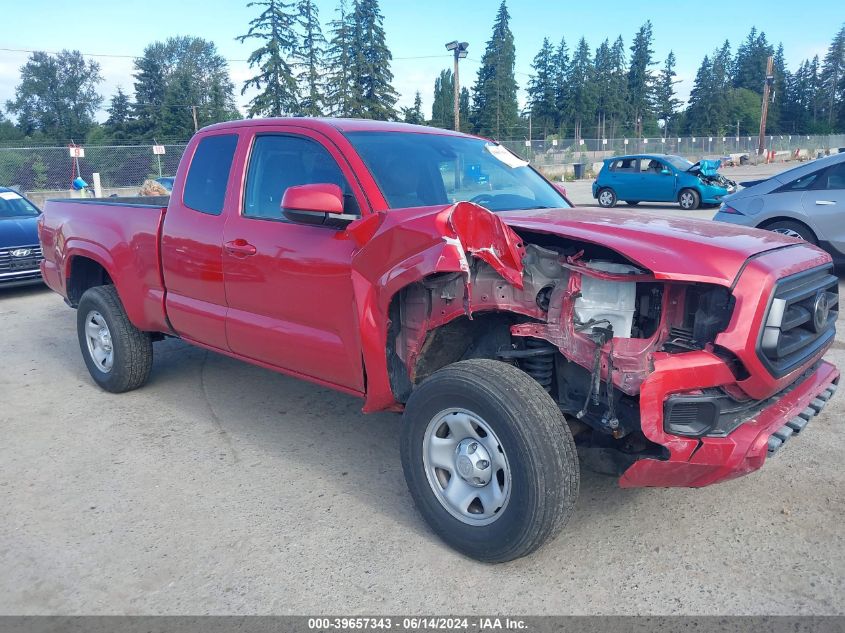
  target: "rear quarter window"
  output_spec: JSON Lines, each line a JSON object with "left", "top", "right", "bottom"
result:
{"left": 183, "top": 134, "right": 238, "bottom": 215}
{"left": 609, "top": 159, "right": 636, "bottom": 172}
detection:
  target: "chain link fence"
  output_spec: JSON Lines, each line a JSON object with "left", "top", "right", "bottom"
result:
{"left": 500, "top": 134, "right": 845, "bottom": 177}
{"left": 0, "top": 143, "right": 188, "bottom": 204}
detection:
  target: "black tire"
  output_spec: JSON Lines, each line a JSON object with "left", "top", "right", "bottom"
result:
{"left": 678, "top": 188, "right": 700, "bottom": 210}
{"left": 625, "top": 200, "right": 640, "bottom": 206}
{"left": 400, "top": 359, "right": 579, "bottom": 563}
{"left": 763, "top": 219, "right": 818, "bottom": 245}
{"left": 597, "top": 187, "right": 617, "bottom": 208}
{"left": 77, "top": 285, "right": 153, "bottom": 393}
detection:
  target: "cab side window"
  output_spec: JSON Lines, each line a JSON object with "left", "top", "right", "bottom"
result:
{"left": 183, "top": 134, "right": 238, "bottom": 215}
{"left": 243, "top": 135, "right": 360, "bottom": 220}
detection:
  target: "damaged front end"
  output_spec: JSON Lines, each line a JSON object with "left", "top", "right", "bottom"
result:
{"left": 385, "top": 202, "right": 748, "bottom": 481}
{"left": 689, "top": 159, "right": 737, "bottom": 192}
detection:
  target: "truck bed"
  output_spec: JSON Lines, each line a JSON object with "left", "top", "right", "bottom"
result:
{"left": 40, "top": 196, "right": 171, "bottom": 333}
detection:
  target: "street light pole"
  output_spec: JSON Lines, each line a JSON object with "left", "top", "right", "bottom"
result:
{"left": 445, "top": 41, "right": 468, "bottom": 132}
{"left": 758, "top": 55, "right": 774, "bottom": 157}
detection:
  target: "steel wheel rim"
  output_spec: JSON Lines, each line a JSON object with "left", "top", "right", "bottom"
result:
{"left": 422, "top": 407, "right": 511, "bottom": 526}
{"left": 773, "top": 227, "right": 803, "bottom": 239}
{"left": 84, "top": 310, "right": 114, "bottom": 373}
{"left": 680, "top": 192, "right": 693, "bottom": 208}
{"left": 599, "top": 191, "right": 613, "bottom": 206}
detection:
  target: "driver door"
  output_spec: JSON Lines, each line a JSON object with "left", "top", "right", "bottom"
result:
{"left": 221, "top": 131, "right": 367, "bottom": 392}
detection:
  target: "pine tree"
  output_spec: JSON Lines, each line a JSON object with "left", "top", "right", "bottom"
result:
{"left": 552, "top": 37, "right": 571, "bottom": 136}
{"left": 324, "top": 0, "right": 354, "bottom": 116}
{"left": 809, "top": 55, "right": 823, "bottom": 127}
{"left": 627, "top": 21, "right": 656, "bottom": 137}
{"left": 431, "top": 69, "right": 454, "bottom": 129}
{"left": 820, "top": 24, "right": 845, "bottom": 129}
{"left": 592, "top": 39, "right": 612, "bottom": 139}
{"left": 459, "top": 87, "right": 470, "bottom": 132}
{"left": 654, "top": 51, "right": 682, "bottom": 138}
{"left": 131, "top": 42, "right": 167, "bottom": 135}
{"left": 769, "top": 43, "right": 788, "bottom": 132}
{"left": 568, "top": 37, "right": 596, "bottom": 142}
{"left": 527, "top": 37, "right": 557, "bottom": 138}
{"left": 470, "top": 0, "right": 519, "bottom": 138}
{"left": 105, "top": 87, "right": 132, "bottom": 140}
{"left": 733, "top": 27, "right": 773, "bottom": 92}
{"left": 106, "top": 88, "right": 131, "bottom": 128}
{"left": 607, "top": 36, "right": 627, "bottom": 138}
{"left": 348, "top": 0, "right": 398, "bottom": 120}
{"left": 709, "top": 41, "right": 733, "bottom": 133}
{"left": 237, "top": 0, "right": 300, "bottom": 117}
{"left": 295, "top": 0, "right": 326, "bottom": 116}
{"left": 401, "top": 92, "right": 425, "bottom": 124}
{"left": 784, "top": 59, "right": 811, "bottom": 133}
{"left": 686, "top": 55, "right": 719, "bottom": 135}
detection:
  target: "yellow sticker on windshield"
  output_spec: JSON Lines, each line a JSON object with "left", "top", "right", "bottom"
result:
{"left": 485, "top": 144, "right": 529, "bottom": 168}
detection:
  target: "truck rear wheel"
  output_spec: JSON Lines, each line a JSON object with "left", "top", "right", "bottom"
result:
{"left": 400, "top": 359, "right": 579, "bottom": 562}
{"left": 77, "top": 285, "right": 153, "bottom": 393}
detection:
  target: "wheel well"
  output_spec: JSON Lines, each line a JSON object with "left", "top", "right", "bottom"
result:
{"left": 756, "top": 217, "right": 818, "bottom": 241}
{"left": 386, "top": 280, "right": 518, "bottom": 403}
{"left": 67, "top": 256, "right": 112, "bottom": 307}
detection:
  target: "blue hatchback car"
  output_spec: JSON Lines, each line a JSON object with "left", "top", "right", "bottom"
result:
{"left": 592, "top": 154, "right": 737, "bottom": 210}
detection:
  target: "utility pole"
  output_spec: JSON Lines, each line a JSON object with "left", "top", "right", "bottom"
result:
{"left": 191, "top": 105, "right": 199, "bottom": 134}
{"left": 445, "top": 41, "right": 468, "bottom": 132}
{"left": 757, "top": 56, "right": 774, "bottom": 156}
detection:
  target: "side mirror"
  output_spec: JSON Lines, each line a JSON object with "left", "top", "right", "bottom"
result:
{"left": 554, "top": 182, "right": 568, "bottom": 197}
{"left": 282, "top": 183, "right": 344, "bottom": 214}
{"left": 282, "top": 183, "right": 352, "bottom": 226}
{"left": 661, "top": 168, "right": 672, "bottom": 176}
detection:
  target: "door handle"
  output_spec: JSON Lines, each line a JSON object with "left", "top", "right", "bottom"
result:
{"left": 815, "top": 200, "right": 836, "bottom": 206}
{"left": 224, "top": 239, "right": 257, "bottom": 256}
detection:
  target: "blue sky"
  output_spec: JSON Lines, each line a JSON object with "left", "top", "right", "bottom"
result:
{"left": 0, "top": 0, "right": 841, "bottom": 121}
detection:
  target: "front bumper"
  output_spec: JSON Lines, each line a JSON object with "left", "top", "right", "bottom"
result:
{"left": 700, "top": 186, "right": 731, "bottom": 205}
{"left": 619, "top": 357, "right": 839, "bottom": 488}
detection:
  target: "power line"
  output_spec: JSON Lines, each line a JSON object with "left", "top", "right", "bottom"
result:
{"left": 0, "top": 46, "right": 453, "bottom": 64}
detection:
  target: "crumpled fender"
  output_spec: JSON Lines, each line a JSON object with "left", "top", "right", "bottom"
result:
{"left": 447, "top": 202, "right": 525, "bottom": 289}
{"left": 348, "top": 202, "right": 525, "bottom": 412}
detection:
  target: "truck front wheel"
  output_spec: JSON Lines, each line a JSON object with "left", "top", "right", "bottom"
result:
{"left": 400, "top": 359, "right": 579, "bottom": 562}
{"left": 77, "top": 285, "right": 153, "bottom": 393}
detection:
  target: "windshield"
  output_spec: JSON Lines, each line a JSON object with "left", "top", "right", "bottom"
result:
{"left": 665, "top": 155, "right": 693, "bottom": 171}
{"left": 346, "top": 131, "right": 570, "bottom": 212}
{"left": 0, "top": 191, "right": 40, "bottom": 218}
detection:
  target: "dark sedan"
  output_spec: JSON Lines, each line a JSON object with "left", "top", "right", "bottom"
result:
{"left": 0, "top": 187, "right": 44, "bottom": 288}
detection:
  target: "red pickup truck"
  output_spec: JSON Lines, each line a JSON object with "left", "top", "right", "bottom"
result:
{"left": 39, "top": 119, "right": 839, "bottom": 562}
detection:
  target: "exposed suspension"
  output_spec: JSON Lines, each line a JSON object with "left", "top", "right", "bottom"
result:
{"left": 497, "top": 338, "right": 556, "bottom": 393}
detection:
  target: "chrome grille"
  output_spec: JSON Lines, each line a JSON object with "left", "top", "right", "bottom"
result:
{"left": 0, "top": 244, "right": 43, "bottom": 273}
{"left": 759, "top": 265, "right": 838, "bottom": 377}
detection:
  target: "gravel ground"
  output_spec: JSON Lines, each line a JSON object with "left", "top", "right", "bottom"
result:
{"left": 1, "top": 161, "right": 843, "bottom": 615}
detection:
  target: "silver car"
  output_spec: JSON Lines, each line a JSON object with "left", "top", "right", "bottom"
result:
{"left": 713, "top": 152, "right": 845, "bottom": 264}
